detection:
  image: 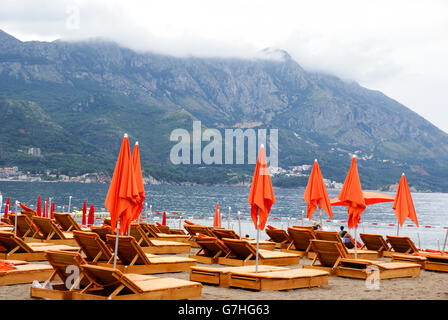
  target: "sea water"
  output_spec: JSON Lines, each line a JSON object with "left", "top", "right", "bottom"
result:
{"left": 0, "top": 181, "right": 447, "bottom": 249}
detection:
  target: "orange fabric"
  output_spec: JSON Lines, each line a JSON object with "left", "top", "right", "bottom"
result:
{"left": 130, "top": 143, "right": 145, "bottom": 222}
{"left": 266, "top": 225, "right": 277, "bottom": 230}
{"left": 331, "top": 192, "right": 394, "bottom": 206}
{"left": 392, "top": 174, "right": 419, "bottom": 227}
{"left": 104, "top": 135, "right": 140, "bottom": 234}
{"left": 248, "top": 146, "right": 276, "bottom": 230}
{"left": 50, "top": 202, "right": 55, "bottom": 219}
{"left": 303, "top": 160, "right": 333, "bottom": 220}
{"left": 36, "top": 196, "right": 41, "bottom": 217}
{"left": 213, "top": 203, "right": 221, "bottom": 228}
{"left": 19, "top": 203, "right": 36, "bottom": 214}
{"left": 162, "top": 211, "right": 167, "bottom": 226}
{"left": 0, "top": 260, "right": 16, "bottom": 271}
{"left": 87, "top": 205, "right": 95, "bottom": 226}
{"left": 3, "top": 197, "right": 10, "bottom": 218}
{"left": 337, "top": 157, "right": 366, "bottom": 229}
{"left": 82, "top": 200, "right": 87, "bottom": 226}
{"left": 184, "top": 220, "right": 195, "bottom": 225}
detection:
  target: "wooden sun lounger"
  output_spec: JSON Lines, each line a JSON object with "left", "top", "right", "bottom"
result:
{"left": 155, "top": 223, "right": 186, "bottom": 235}
{"left": 359, "top": 233, "right": 391, "bottom": 257}
{"left": 104, "top": 234, "right": 196, "bottom": 274}
{"left": 72, "top": 231, "right": 114, "bottom": 263}
{"left": 386, "top": 235, "right": 421, "bottom": 256}
{"left": 141, "top": 223, "right": 190, "bottom": 243}
{"left": 0, "top": 231, "right": 79, "bottom": 261}
{"left": 422, "top": 254, "right": 448, "bottom": 272}
{"left": 10, "top": 214, "right": 43, "bottom": 239}
{"left": 212, "top": 228, "right": 276, "bottom": 250}
{"left": 71, "top": 264, "right": 202, "bottom": 300}
{"left": 282, "top": 227, "right": 316, "bottom": 257}
{"left": 218, "top": 238, "right": 300, "bottom": 266}
{"left": 90, "top": 225, "right": 113, "bottom": 242}
{"left": 265, "top": 228, "right": 291, "bottom": 249}
{"left": 54, "top": 213, "right": 90, "bottom": 232}
{"left": 190, "top": 237, "right": 231, "bottom": 264}
{"left": 315, "top": 230, "right": 378, "bottom": 260}
{"left": 304, "top": 240, "right": 420, "bottom": 279}
{"left": 184, "top": 224, "right": 216, "bottom": 239}
{"left": 0, "top": 259, "right": 54, "bottom": 286}
{"left": 30, "top": 250, "right": 92, "bottom": 300}
{"left": 31, "top": 217, "right": 77, "bottom": 246}
{"left": 130, "top": 223, "right": 191, "bottom": 254}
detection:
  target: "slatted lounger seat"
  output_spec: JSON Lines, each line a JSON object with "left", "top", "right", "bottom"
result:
{"left": 0, "top": 231, "right": 79, "bottom": 261}
{"left": 212, "top": 228, "right": 276, "bottom": 250}
{"left": 315, "top": 230, "right": 378, "bottom": 260}
{"left": 0, "top": 259, "right": 54, "bottom": 285}
{"left": 190, "top": 236, "right": 231, "bottom": 264}
{"left": 359, "top": 233, "right": 392, "bottom": 257}
{"left": 54, "top": 213, "right": 90, "bottom": 232}
{"left": 385, "top": 235, "right": 426, "bottom": 258}
{"left": 30, "top": 250, "right": 92, "bottom": 300}
{"left": 31, "top": 217, "right": 77, "bottom": 246}
{"left": 90, "top": 225, "right": 113, "bottom": 242}
{"left": 304, "top": 239, "right": 421, "bottom": 279}
{"left": 141, "top": 223, "right": 190, "bottom": 243}
{"left": 217, "top": 238, "right": 300, "bottom": 266}
{"left": 129, "top": 223, "right": 191, "bottom": 254}
{"left": 71, "top": 264, "right": 202, "bottom": 300}
{"left": 155, "top": 223, "right": 186, "bottom": 235}
{"left": 104, "top": 234, "right": 196, "bottom": 274}
{"left": 282, "top": 227, "right": 316, "bottom": 258}
{"left": 265, "top": 228, "right": 291, "bottom": 249}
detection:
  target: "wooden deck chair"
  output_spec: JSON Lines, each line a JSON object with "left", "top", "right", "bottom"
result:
{"left": 422, "top": 254, "right": 448, "bottom": 272}
{"left": 54, "top": 213, "right": 89, "bottom": 232}
{"left": 155, "top": 223, "right": 186, "bottom": 235}
{"left": 0, "top": 259, "right": 54, "bottom": 286}
{"left": 10, "top": 214, "right": 43, "bottom": 239}
{"left": 386, "top": 235, "right": 421, "bottom": 255}
{"left": 191, "top": 236, "right": 231, "bottom": 264}
{"left": 265, "top": 228, "right": 291, "bottom": 248}
{"left": 0, "top": 231, "right": 79, "bottom": 261}
{"left": 283, "top": 227, "right": 316, "bottom": 257}
{"left": 72, "top": 264, "right": 202, "bottom": 300}
{"left": 315, "top": 230, "right": 378, "bottom": 259}
{"left": 213, "top": 228, "right": 276, "bottom": 250}
{"left": 306, "top": 239, "right": 420, "bottom": 279}
{"left": 141, "top": 223, "right": 190, "bottom": 243}
{"left": 129, "top": 223, "right": 191, "bottom": 254}
{"left": 31, "top": 216, "right": 77, "bottom": 245}
{"left": 359, "top": 233, "right": 391, "bottom": 257}
{"left": 218, "top": 238, "right": 300, "bottom": 266}
{"left": 20, "top": 210, "right": 36, "bottom": 220}
{"left": 1, "top": 218, "right": 12, "bottom": 225}
{"left": 72, "top": 231, "right": 113, "bottom": 264}
{"left": 103, "top": 218, "right": 111, "bottom": 226}
{"left": 183, "top": 224, "right": 217, "bottom": 241}
{"left": 104, "top": 234, "right": 196, "bottom": 274}
{"left": 30, "top": 250, "right": 92, "bottom": 300}
{"left": 90, "top": 225, "right": 113, "bottom": 242}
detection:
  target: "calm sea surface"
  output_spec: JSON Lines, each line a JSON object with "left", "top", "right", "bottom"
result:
{"left": 1, "top": 181, "right": 447, "bottom": 249}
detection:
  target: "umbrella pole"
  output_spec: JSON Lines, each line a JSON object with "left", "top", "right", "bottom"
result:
{"left": 149, "top": 205, "right": 152, "bottom": 223}
{"left": 442, "top": 229, "right": 448, "bottom": 256}
{"left": 237, "top": 211, "right": 241, "bottom": 238}
{"left": 113, "top": 219, "right": 120, "bottom": 269}
{"left": 354, "top": 227, "right": 358, "bottom": 259}
{"left": 318, "top": 207, "right": 322, "bottom": 227}
{"left": 14, "top": 201, "right": 18, "bottom": 237}
{"left": 417, "top": 232, "right": 421, "bottom": 249}
{"left": 256, "top": 208, "right": 259, "bottom": 273}
{"left": 68, "top": 196, "right": 72, "bottom": 213}
{"left": 396, "top": 224, "right": 399, "bottom": 236}
{"left": 301, "top": 210, "right": 304, "bottom": 226}
{"left": 228, "top": 207, "right": 231, "bottom": 229}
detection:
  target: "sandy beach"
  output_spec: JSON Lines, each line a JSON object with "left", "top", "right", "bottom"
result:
{"left": 1, "top": 248, "right": 448, "bottom": 301}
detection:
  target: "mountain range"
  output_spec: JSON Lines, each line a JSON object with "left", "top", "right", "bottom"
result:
{"left": 0, "top": 29, "right": 447, "bottom": 191}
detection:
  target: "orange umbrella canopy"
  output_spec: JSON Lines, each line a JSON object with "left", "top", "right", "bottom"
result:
{"left": 337, "top": 156, "right": 366, "bottom": 229}
{"left": 213, "top": 203, "right": 221, "bottom": 228}
{"left": 130, "top": 142, "right": 145, "bottom": 222}
{"left": 331, "top": 192, "right": 394, "bottom": 206}
{"left": 248, "top": 145, "right": 276, "bottom": 230}
{"left": 393, "top": 174, "right": 419, "bottom": 227}
{"left": 303, "top": 160, "right": 333, "bottom": 220}
{"left": 104, "top": 134, "right": 140, "bottom": 234}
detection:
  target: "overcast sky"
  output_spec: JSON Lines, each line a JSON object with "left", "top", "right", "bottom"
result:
{"left": 1, "top": 0, "right": 447, "bottom": 133}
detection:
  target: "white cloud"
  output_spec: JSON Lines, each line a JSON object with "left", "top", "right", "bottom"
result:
{"left": 1, "top": 0, "right": 448, "bottom": 132}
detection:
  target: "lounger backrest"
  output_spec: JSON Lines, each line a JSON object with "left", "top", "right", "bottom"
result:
{"left": 213, "top": 228, "right": 240, "bottom": 240}
{"left": 287, "top": 227, "right": 315, "bottom": 251}
{"left": 196, "top": 237, "right": 230, "bottom": 257}
{"left": 156, "top": 224, "right": 170, "bottom": 233}
{"left": 386, "top": 235, "right": 419, "bottom": 253}
{"left": 73, "top": 231, "right": 112, "bottom": 262}
{"left": 12, "top": 214, "right": 39, "bottom": 238}
{"left": 0, "top": 231, "right": 33, "bottom": 253}
{"left": 315, "top": 230, "right": 350, "bottom": 253}
{"left": 265, "top": 229, "right": 289, "bottom": 243}
{"left": 292, "top": 225, "right": 314, "bottom": 231}
{"left": 90, "top": 226, "right": 113, "bottom": 242}
{"left": 80, "top": 264, "right": 141, "bottom": 294}
{"left": 359, "top": 233, "right": 389, "bottom": 251}
{"left": 105, "top": 234, "right": 149, "bottom": 265}
{"left": 129, "top": 224, "right": 151, "bottom": 247}
{"left": 32, "top": 216, "right": 66, "bottom": 239}
{"left": 145, "top": 224, "right": 161, "bottom": 237}
{"left": 103, "top": 218, "right": 111, "bottom": 226}
{"left": 310, "top": 239, "right": 347, "bottom": 267}
{"left": 21, "top": 211, "right": 35, "bottom": 220}
{"left": 54, "top": 213, "right": 82, "bottom": 232}
{"left": 45, "top": 250, "right": 90, "bottom": 287}
{"left": 221, "top": 238, "right": 255, "bottom": 259}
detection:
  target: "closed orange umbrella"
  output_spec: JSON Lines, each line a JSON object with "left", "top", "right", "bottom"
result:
{"left": 162, "top": 211, "right": 167, "bottom": 226}
{"left": 104, "top": 133, "right": 140, "bottom": 235}
{"left": 82, "top": 200, "right": 87, "bottom": 226}
{"left": 303, "top": 160, "right": 333, "bottom": 224}
{"left": 131, "top": 142, "right": 145, "bottom": 222}
{"left": 338, "top": 156, "right": 366, "bottom": 229}
{"left": 36, "top": 196, "right": 41, "bottom": 217}
{"left": 213, "top": 203, "right": 221, "bottom": 228}
{"left": 393, "top": 173, "right": 419, "bottom": 231}
{"left": 87, "top": 204, "right": 95, "bottom": 227}
{"left": 50, "top": 201, "right": 55, "bottom": 219}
